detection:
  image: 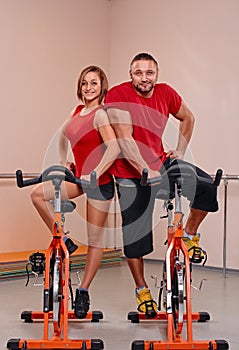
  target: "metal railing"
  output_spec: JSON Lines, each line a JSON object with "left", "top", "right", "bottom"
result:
{"left": 220, "top": 175, "right": 239, "bottom": 277}
{"left": 0, "top": 173, "right": 39, "bottom": 179}
{"left": 1, "top": 172, "right": 239, "bottom": 277}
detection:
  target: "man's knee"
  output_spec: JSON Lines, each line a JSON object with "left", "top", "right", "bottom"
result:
{"left": 123, "top": 232, "right": 153, "bottom": 258}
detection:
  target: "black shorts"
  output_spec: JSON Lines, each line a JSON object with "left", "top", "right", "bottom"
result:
{"left": 116, "top": 159, "right": 219, "bottom": 259}
{"left": 84, "top": 180, "right": 115, "bottom": 201}
{"left": 116, "top": 178, "right": 159, "bottom": 258}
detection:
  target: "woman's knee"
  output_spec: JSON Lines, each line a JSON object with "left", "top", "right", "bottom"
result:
{"left": 88, "top": 229, "right": 104, "bottom": 247}
{"left": 30, "top": 184, "right": 44, "bottom": 206}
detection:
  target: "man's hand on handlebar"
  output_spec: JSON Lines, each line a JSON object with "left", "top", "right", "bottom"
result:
{"left": 147, "top": 169, "right": 161, "bottom": 179}
{"left": 166, "top": 149, "right": 184, "bottom": 160}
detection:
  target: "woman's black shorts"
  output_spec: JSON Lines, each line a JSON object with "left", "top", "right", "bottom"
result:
{"left": 84, "top": 180, "right": 115, "bottom": 201}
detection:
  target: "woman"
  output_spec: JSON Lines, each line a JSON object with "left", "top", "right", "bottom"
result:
{"left": 31, "top": 65, "right": 120, "bottom": 318}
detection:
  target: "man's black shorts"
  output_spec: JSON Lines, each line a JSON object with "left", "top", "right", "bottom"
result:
{"left": 116, "top": 159, "right": 218, "bottom": 258}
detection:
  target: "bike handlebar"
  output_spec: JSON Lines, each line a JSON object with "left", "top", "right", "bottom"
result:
{"left": 140, "top": 164, "right": 223, "bottom": 188}
{"left": 16, "top": 165, "right": 97, "bottom": 188}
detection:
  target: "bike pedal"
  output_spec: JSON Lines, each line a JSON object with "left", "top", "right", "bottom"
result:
{"left": 188, "top": 245, "right": 207, "bottom": 264}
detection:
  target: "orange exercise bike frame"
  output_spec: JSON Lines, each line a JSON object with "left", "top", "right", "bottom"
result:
{"left": 129, "top": 167, "right": 229, "bottom": 350}
{"left": 7, "top": 165, "right": 104, "bottom": 350}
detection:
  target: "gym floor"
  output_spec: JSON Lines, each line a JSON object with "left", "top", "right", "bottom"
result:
{"left": 1, "top": 260, "right": 238, "bottom": 350}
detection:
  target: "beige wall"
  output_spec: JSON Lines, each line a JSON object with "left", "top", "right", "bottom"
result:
{"left": 1, "top": 0, "right": 239, "bottom": 270}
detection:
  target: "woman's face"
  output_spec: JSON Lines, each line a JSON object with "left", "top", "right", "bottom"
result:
{"left": 81, "top": 71, "right": 101, "bottom": 104}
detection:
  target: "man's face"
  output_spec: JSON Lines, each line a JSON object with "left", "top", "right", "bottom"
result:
{"left": 130, "top": 60, "right": 158, "bottom": 97}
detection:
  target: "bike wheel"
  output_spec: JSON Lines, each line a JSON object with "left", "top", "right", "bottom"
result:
{"left": 172, "top": 260, "right": 184, "bottom": 334}
{"left": 52, "top": 255, "right": 63, "bottom": 333}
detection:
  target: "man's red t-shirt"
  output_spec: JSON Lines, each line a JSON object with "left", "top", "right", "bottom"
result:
{"left": 105, "top": 82, "right": 182, "bottom": 178}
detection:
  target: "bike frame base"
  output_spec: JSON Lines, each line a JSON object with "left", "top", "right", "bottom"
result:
{"left": 7, "top": 338, "right": 104, "bottom": 350}
{"left": 21, "top": 310, "right": 103, "bottom": 323}
{"left": 128, "top": 311, "right": 210, "bottom": 323}
{"left": 132, "top": 339, "right": 229, "bottom": 350}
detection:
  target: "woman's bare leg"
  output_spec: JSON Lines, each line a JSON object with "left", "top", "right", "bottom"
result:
{"left": 31, "top": 181, "right": 83, "bottom": 231}
{"left": 79, "top": 198, "right": 112, "bottom": 289}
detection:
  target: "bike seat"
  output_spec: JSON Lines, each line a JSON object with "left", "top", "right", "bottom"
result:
{"left": 51, "top": 200, "right": 76, "bottom": 213}
{"left": 61, "top": 200, "right": 76, "bottom": 213}
{"left": 155, "top": 188, "right": 174, "bottom": 200}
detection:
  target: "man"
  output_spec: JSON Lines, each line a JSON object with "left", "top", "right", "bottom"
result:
{"left": 105, "top": 53, "right": 218, "bottom": 318}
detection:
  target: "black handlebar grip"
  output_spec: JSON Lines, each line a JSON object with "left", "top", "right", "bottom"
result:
{"left": 16, "top": 166, "right": 98, "bottom": 189}
{"left": 214, "top": 169, "right": 223, "bottom": 187}
{"left": 140, "top": 168, "right": 148, "bottom": 186}
{"left": 16, "top": 169, "right": 24, "bottom": 188}
{"left": 74, "top": 170, "right": 97, "bottom": 188}
{"left": 16, "top": 170, "right": 42, "bottom": 188}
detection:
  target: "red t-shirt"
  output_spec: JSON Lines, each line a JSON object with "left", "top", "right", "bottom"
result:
{"left": 105, "top": 82, "right": 182, "bottom": 178}
{"left": 65, "top": 105, "right": 113, "bottom": 185}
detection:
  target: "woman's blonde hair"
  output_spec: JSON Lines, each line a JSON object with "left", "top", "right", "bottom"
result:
{"left": 77, "top": 65, "right": 108, "bottom": 104}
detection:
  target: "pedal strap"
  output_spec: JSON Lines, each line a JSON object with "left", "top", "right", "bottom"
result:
{"left": 25, "top": 252, "right": 45, "bottom": 286}
{"left": 188, "top": 246, "right": 207, "bottom": 265}
{"left": 137, "top": 299, "right": 157, "bottom": 317}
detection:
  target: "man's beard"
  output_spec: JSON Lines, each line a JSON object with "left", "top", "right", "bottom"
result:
{"left": 134, "top": 82, "right": 154, "bottom": 95}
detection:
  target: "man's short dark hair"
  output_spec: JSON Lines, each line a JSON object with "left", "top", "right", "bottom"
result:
{"left": 130, "top": 53, "right": 158, "bottom": 69}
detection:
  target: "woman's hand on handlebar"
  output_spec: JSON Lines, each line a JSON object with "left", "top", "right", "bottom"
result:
{"left": 80, "top": 174, "right": 91, "bottom": 183}
{"left": 60, "top": 161, "right": 76, "bottom": 175}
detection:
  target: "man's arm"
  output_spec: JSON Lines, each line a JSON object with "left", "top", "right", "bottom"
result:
{"left": 166, "top": 101, "right": 195, "bottom": 159}
{"left": 107, "top": 108, "right": 159, "bottom": 177}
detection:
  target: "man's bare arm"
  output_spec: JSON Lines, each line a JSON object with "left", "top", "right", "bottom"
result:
{"left": 107, "top": 108, "right": 159, "bottom": 177}
{"left": 166, "top": 101, "right": 195, "bottom": 159}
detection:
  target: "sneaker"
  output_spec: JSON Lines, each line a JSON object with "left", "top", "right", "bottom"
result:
{"left": 135, "top": 287, "right": 157, "bottom": 318}
{"left": 65, "top": 238, "right": 78, "bottom": 255}
{"left": 74, "top": 289, "right": 90, "bottom": 319}
{"left": 182, "top": 233, "right": 206, "bottom": 262}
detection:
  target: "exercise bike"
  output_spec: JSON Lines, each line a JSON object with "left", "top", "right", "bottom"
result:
{"left": 128, "top": 164, "right": 229, "bottom": 350}
{"left": 7, "top": 165, "right": 104, "bottom": 350}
